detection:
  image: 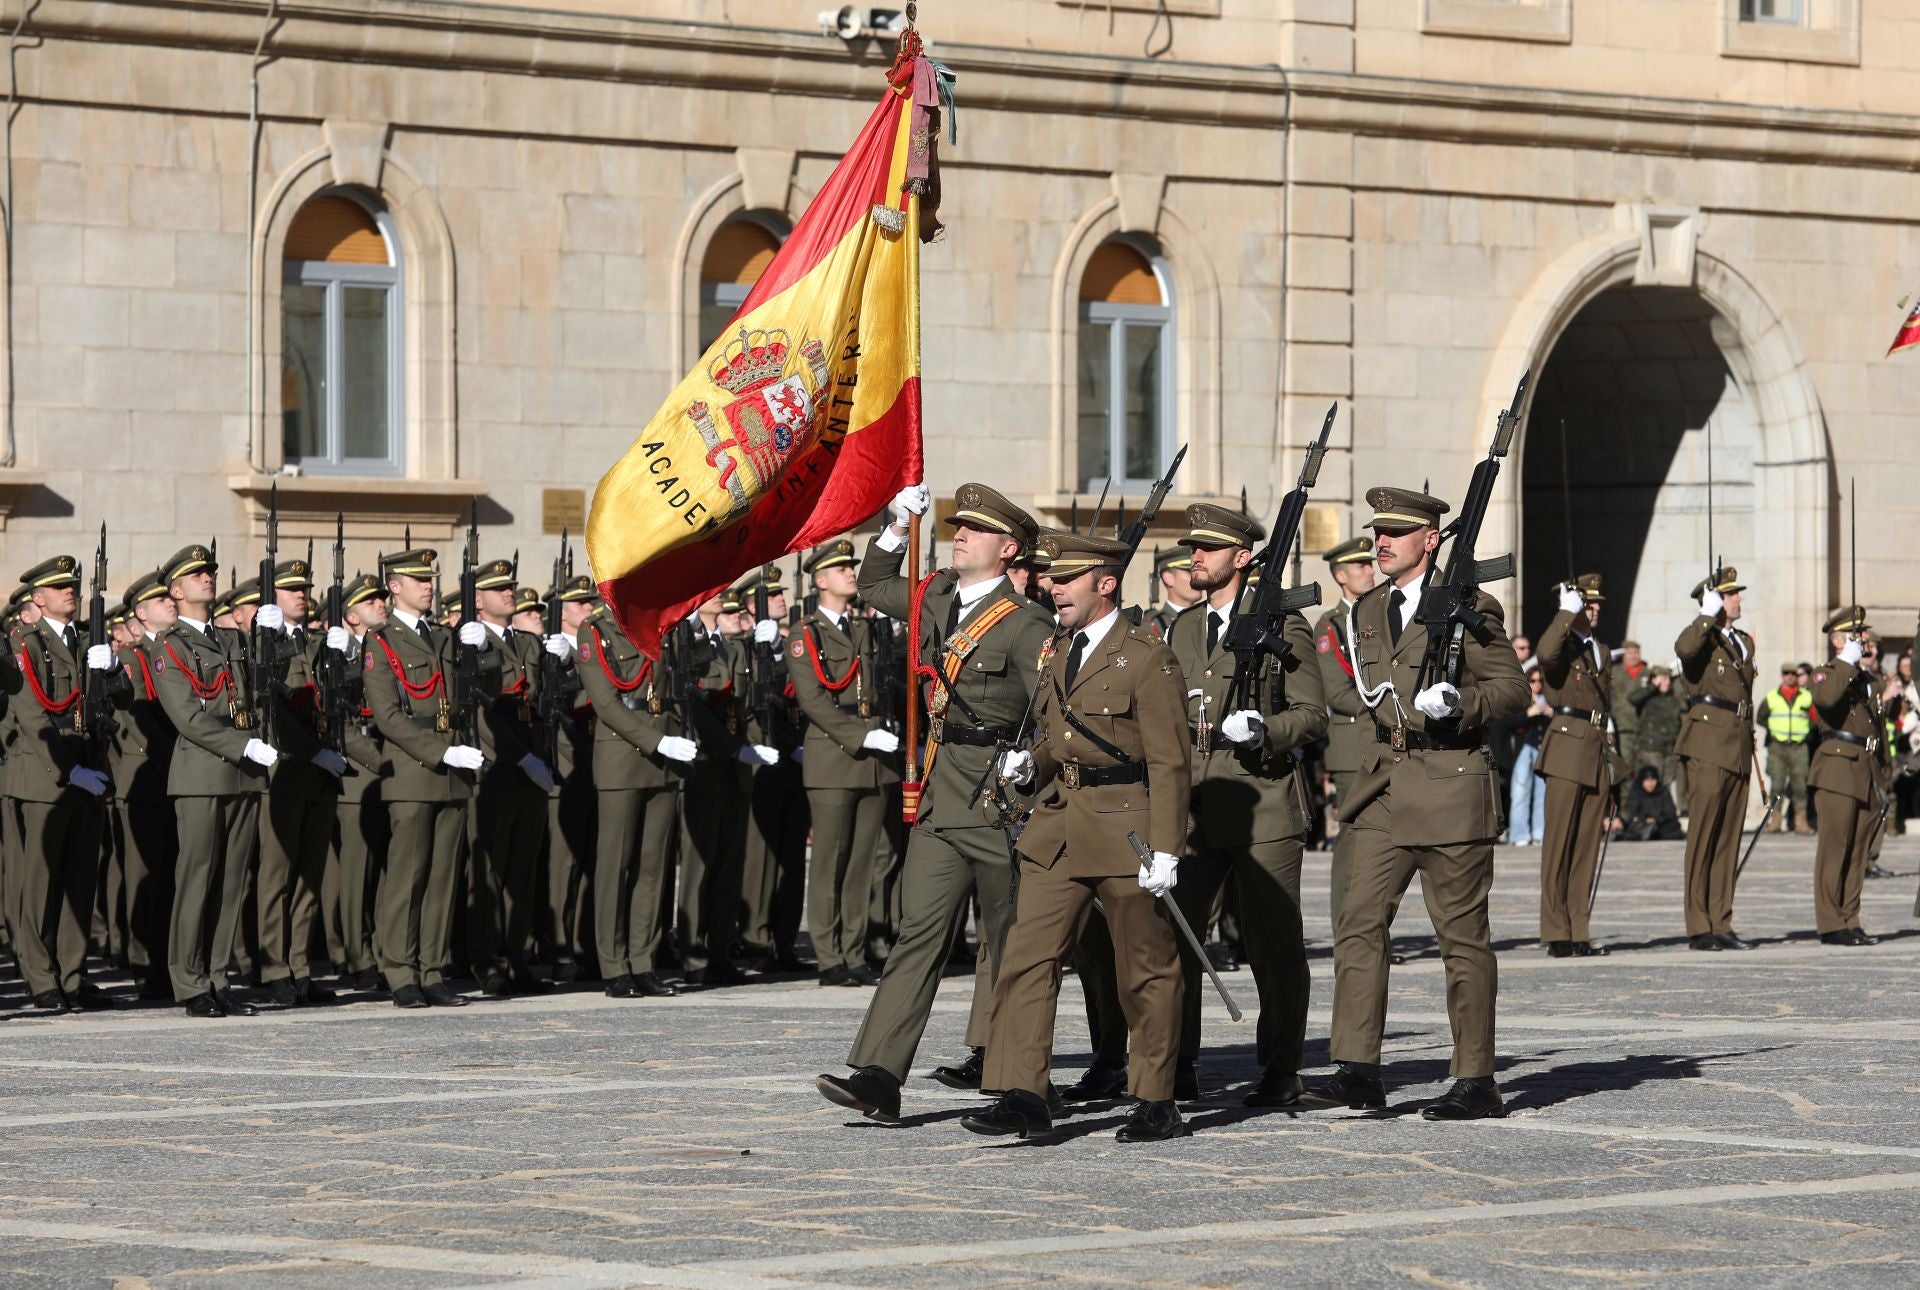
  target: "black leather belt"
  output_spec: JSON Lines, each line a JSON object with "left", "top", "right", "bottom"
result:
{"left": 1373, "top": 721, "right": 1480, "bottom": 752}
{"left": 1825, "top": 729, "right": 1881, "bottom": 753}
{"left": 1060, "top": 761, "right": 1146, "bottom": 790}
{"left": 928, "top": 717, "right": 1012, "bottom": 748}
{"left": 1691, "top": 695, "right": 1752, "bottom": 720}
{"left": 1553, "top": 705, "right": 1605, "bottom": 725}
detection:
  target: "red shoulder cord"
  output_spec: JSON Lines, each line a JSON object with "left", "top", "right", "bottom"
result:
{"left": 1324, "top": 622, "right": 1355, "bottom": 681}
{"left": 162, "top": 639, "right": 233, "bottom": 702}
{"left": 904, "top": 570, "right": 943, "bottom": 694}
{"left": 128, "top": 649, "right": 157, "bottom": 703}
{"left": 803, "top": 624, "right": 859, "bottom": 693}
{"left": 374, "top": 634, "right": 445, "bottom": 699}
{"left": 501, "top": 675, "right": 529, "bottom": 697}
{"left": 17, "top": 648, "right": 81, "bottom": 714}
{"left": 589, "top": 624, "right": 649, "bottom": 693}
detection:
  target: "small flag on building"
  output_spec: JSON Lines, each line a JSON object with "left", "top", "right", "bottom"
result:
{"left": 1888, "top": 289, "right": 1920, "bottom": 357}
{"left": 587, "top": 35, "right": 949, "bottom": 655}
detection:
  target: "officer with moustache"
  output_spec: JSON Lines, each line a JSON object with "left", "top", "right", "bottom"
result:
{"left": 1674, "top": 567, "right": 1758, "bottom": 951}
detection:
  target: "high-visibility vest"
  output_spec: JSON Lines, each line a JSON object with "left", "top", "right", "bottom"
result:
{"left": 1763, "top": 687, "right": 1812, "bottom": 744}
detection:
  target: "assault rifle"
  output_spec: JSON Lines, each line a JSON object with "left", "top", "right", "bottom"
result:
{"left": 321, "top": 512, "right": 349, "bottom": 751}
{"left": 1218, "top": 403, "right": 1336, "bottom": 715}
{"left": 1412, "top": 371, "right": 1528, "bottom": 692}
{"left": 84, "top": 524, "right": 111, "bottom": 762}
{"left": 750, "top": 578, "right": 776, "bottom": 745}
{"left": 537, "top": 530, "right": 571, "bottom": 769}
{"left": 251, "top": 484, "right": 280, "bottom": 745}
{"left": 454, "top": 501, "right": 482, "bottom": 746}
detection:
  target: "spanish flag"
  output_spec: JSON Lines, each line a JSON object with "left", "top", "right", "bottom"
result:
{"left": 1889, "top": 288, "right": 1920, "bottom": 357}
{"left": 588, "top": 41, "right": 946, "bottom": 656}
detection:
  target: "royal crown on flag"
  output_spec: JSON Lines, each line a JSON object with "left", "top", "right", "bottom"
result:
{"left": 711, "top": 328, "right": 792, "bottom": 394}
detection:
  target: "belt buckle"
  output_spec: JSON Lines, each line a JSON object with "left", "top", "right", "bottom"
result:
{"left": 1390, "top": 726, "right": 1406, "bottom": 753}
{"left": 1589, "top": 709, "right": 1605, "bottom": 727}
{"left": 1063, "top": 762, "right": 1082, "bottom": 790}
{"left": 928, "top": 716, "right": 945, "bottom": 744}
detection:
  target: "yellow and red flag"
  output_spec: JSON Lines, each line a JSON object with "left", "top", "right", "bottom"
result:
{"left": 1889, "top": 289, "right": 1920, "bottom": 357}
{"left": 588, "top": 41, "right": 947, "bottom": 655}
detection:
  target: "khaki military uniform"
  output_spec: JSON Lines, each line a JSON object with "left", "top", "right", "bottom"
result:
{"left": 1168, "top": 602, "right": 1326, "bottom": 1077}
{"left": 1672, "top": 613, "right": 1757, "bottom": 937}
{"left": 153, "top": 620, "right": 267, "bottom": 1001}
{"left": 1609, "top": 659, "right": 1647, "bottom": 768}
{"left": 544, "top": 678, "right": 595, "bottom": 975}
{"left": 1333, "top": 579, "right": 1528, "bottom": 1079}
{"left": 113, "top": 637, "right": 177, "bottom": 990}
{"left": 334, "top": 641, "right": 390, "bottom": 978}
{"left": 740, "top": 632, "right": 810, "bottom": 963}
{"left": 1808, "top": 656, "right": 1888, "bottom": 935}
{"left": 468, "top": 622, "right": 550, "bottom": 984}
{"left": 845, "top": 539, "right": 1054, "bottom": 1082}
{"left": 789, "top": 607, "right": 899, "bottom": 973}
{"left": 256, "top": 627, "right": 338, "bottom": 988}
{"left": 1313, "top": 598, "right": 1367, "bottom": 927}
{"left": 679, "top": 630, "right": 752, "bottom": 975}
{"left": 1534, "top": 611, "right": 1617, "bottom": 943}
{"left": 982, "top": 612, "right": 1192, "bottom": 1102}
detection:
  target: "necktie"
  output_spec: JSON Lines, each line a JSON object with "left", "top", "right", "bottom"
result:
{"left": 62, "top": 624, "right": 76, "bottom": 653}
{"left": 1206, "top": 611, "right": 1221, "bottom": 657}
{"left": 944, "top": 594, "right": 962, "bottom": 641}
{"left": 1388, "top": 589, "right": 1405, "bottom": 647}
{"left": 415, "top": 618, "right": 433, "bottom": 644}
{"left": 1065, "top": 631, "right": 1088, "bottom": 690}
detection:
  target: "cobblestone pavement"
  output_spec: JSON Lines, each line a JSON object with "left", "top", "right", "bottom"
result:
{"left": 3, "top": 834, "right": 1918, "bottom": 1288}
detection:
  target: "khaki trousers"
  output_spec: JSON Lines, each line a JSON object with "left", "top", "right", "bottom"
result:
{"left": 1073, "top": 907, "right": 1130, "bottom": 1067}
{"left": 847, "top": 824, "right": 1012, "bottom": 1081}
{"left": 981, "top": 860, "right": 1181, "bottom": 1102}
{"left": 1331, "top": 802, "right": 1497, "bottom": 1079}
{"left": 119, "top": 798, "right": 177, "bottom": 979}
{"left": 378, "top": 800, "right": 466, "bottom": 990}
{"left": 168, "top": 794, "right": 258, "bottom": 1000}
{"left": 1812, "top": 786, "right": 1873, "bottom": 934}
{"left": 678, "top": 769, "right": 750, "bottom": 973}
{"left": 259, "top": 768, "right": 337, "bottom": 983}
{"left": 468, "top": 783, "right": 547, "bottom": 979}
{"left": 805, "top": 786, "right": 883, "bottom": 972}
{"left": 1539, "top": 770, "right": 1607, "bottom": 942}
{"left": 1175, "top": 837, "right": 1308, "bottom": 1074}
{"left": 741, "top": 762, "right": 808, "bottom": 957}
{"left": 1682, "top": 761, "right": 1747, "bottom": 936}
{"left": 595, "top": 786, "right": 677, "bottom": 978}
{"left": 332, "top": 791, "right": 387, "bottom": 976}
{"left": 11, "top": 793, "right": 103, "bottom": 998}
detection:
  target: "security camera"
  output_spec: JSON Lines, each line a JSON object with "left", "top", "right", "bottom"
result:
{"left": 818, "top": 5, "right": 864, "bottom": 38}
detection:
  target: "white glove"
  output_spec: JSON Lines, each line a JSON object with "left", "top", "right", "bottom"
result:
{"left": 312, "top": 748, "right": 349, "bottom": 778}
{"left": 85, "top": 643, "right": 114, "bottom": 671}
{"left": 441, "top": 744, "right": 484, "bottom": 771}
{"left": 739, "top": 744, "right": 780, "bottom": 767}
{"left": 1558, "top": 584, "right": 1584, "bottom": 614}
{"left": 656, "top": 735, "right": 699, "bottom": 763}
{"left": 1414, "top": 682, "right": 1461, "bottom": 720}
{"left": 1699, "top": 588, "right": 1725, "bottom": 619}
{"left": 243, "top": 738, "right": 279, "bottom": 768}
{"left": 861, "top": 729, "right": 900, "bottom": 754}
{"left": 998, "top": 748, "right": 1034, "bottom": 785}
{"left": 518, "top": 753, "right": 556, "bottom": 792}
{"left": 889, "top": 483, "right": 931, "bottom": 526}
{"left": 543, "top": 633, "right": 572, "bottom": 659}
{"left": 326, "top": 626, "right": 351, "bottom": 653}
{"left": 458, "top": 620, "right": 487, "bottom": 648}
{"left": 1137, "top": 850, "right": 1180, "bottom": 898}
{"left": 68, "top": 767, "right": 110, "bottom": 797}
{"left": 753, "top": 619, "right": 780, "bottom": 645}
{"left": 256, "top": 604, "right": 284, "bottom": 631}
{"left": 1839, "top": 638, "right": 1864, "bottom": 666}
{"left": 1219, "top": 710, "right": 1265, "bottom": 746}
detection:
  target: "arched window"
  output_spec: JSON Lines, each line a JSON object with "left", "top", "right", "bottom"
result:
{"left": 699, "top": 215, "right": 785, "bottom": 352}
{"left": 282, "top": 190, "right": 402, "bottom": 474}
{"left": 1077, "top": 238, "right": 1174, "bottom": 492}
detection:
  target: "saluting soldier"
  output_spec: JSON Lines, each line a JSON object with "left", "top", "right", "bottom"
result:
{"left": 963, "top": 532, "right": 1193, "bottom": 1141}
{"left": 1301, "top": 487, "right": 1527, "bottom": 1120}
{"left": 1534, "top": 573, "right": 1621, "bottom": 958}
{"left": 814, "top": 482, "right": 1053, "bottom": 1123}
{"left": 362, "top": 548, "right": 497, "bottom": 1008}
{"left": 154, "top": 543, "right": 274, "bottom": 1017}
{"left": 575, "top": 594, "right": 697, "bottom": 998}
{"left": 333, "top": 574, "right": 391, "bottom": 989}
{"left": 738, "top": 564, "right": 812, "bottom": 972}
{"left": 3, "top": 555, "right": 122, "bottom": 1012}
{"left": 114, "top": 571, "right": 180, "bottom": 999}
{"left": 1165, "top": 503, "right": 1328, "bottom": 1106}
{"left": 789, "top": 540, "right": 902, "bottom": 986}
{"left": 1312, "top": 535, "right": 1375, "bottom": 928}
{"left": 1147, "top": 546, "right": 1198, "bottom": 639}
{"left": 467, "top": 556, "right": 561, "bottom": 996}
{"left": 1807, "top": 606, "right": 1887, "bottom": 946}
{"left": 1673, "top": 566, "right": 1758, "bottom": 952}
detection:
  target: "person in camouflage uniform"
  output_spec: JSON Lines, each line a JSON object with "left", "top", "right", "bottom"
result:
{"left": 1631, "top": 665, "right": 1686, "bottom": 808}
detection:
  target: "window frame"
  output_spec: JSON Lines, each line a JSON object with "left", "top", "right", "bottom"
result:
{"left": 698, "top": 211, "right": 790, "bottom": 353}
{"left": 1076, "top": 240, "right": 1177, "bottom": 495}
{"left": 1739, "top": 0, "right": 1804, "bottom": 23}
{"left": 280, "top": 194, "right": 405, "bottom": 478}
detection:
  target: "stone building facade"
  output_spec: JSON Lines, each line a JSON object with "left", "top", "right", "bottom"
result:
{"left": 2, "top": 0, "right": 1917, "bottom": 660}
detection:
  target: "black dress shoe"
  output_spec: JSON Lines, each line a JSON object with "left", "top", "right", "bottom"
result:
{"left": 182, "top": 992, "right": 223, "bottom": 1018}
{"left": 1062, "top": 1057, "right": 1129, "bottom": 1103}
{"left": 1116, "top": 1098, "right": 1188, "bottom": 1142}
{"left": 423, "top": 982, "right": 469, "bottom": 1007}
{"left": 635, "top": 972, "right": 679, "bottom": 997}
{"left": 72, "top": 986, "right": 115, "bottom": 1012}
{"left": 1420, "top": 1077, "right": 1504, "bottom": 1120}
{"left": 268, "top": 978, "right": 301, "bottom": 1007}
{"left": 1716, "top": 931, "right": 1755, "bottom": 951}
{"left": 688, "top": 962, "right": 747, "bottom": 987}
{"left": 214, "top": 988, "right": 258, "bottom": 1016}
{"left": 773, "top": 952, "right": 812, "bottom": 973}
{"left": 1688, "top": 934, "right": 1723, "bottom": 951}
{"left": 392, "top": 984, "right": 431, "bottom": 1009}
{"left": 818, "top": 965, "right": 855, "bottom": 987}
{"left": 1571, "top": 940, "right": 1610, "bottom": 957}
{"left": 1046, "top": 1083, "right": 1068, "bottom": 1119}
{"left": 1299, "top": 1063, "right": 1387, "bottom": 1110}
{"left": 1545, "top": 940, "right": 1573, "bottom": 958}
{"left": 1204, "top": 942, "right": 1239, "bottom": 973}
{"left": 960, "top": 1088, "right": 1052, "bottom": 1139}
{"left": 605, "top": 973, "right": 638, "bottom": 998}
{"left": 297, "top": 979, "right": 339, "bottom": 1005}
{"left": 1820, "top": 930, "right": 1850, "bottom": 945}
{"left": 1866, "top": 865, "right": 1893, "bottom": 880}
{"left": 815, "top": 1066, "right": 902, "bottom": 1122}
{"left": 849, "top": 964, "right": 882, "bottom": 986}
{"left": 347, "top": 967, "right": 381, "bottom": 991}
{"left": 1847, "top": 927, "right": 1880, "bottom": 946}
{"left": 1173, "top": 1058, "right": 1201, "bottom": 1103}
{"left": 1243, "top": 1068, "right": 1303, "bottom": 1108}
{"left": 929, "top": 1048, "right": 985, "bottom": 1090}
{"left": 139, "top": 976, "right": 174, "bottom": 1001}
{"left": 30, "top": 990, "right": 67, "bottom": 1014}
{"left": 510, "top": 969, "right": 555, "bottom": 994}
{"left": 480, "top": 973, "right": 513, "bottom": 998}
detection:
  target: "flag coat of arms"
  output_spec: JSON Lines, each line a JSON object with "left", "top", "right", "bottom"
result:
{"left": 1889, "top": 291, "right": 1920, "bottom": 357}
{"left": 587, "top": 40, "right": 947, "bottom": 656}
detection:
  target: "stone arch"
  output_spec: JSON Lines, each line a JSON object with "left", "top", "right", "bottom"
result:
{"left": 670, "top": 161, "right": 814, "bottom": 372}
{"left": 1481, "top": 221, "right": 1827, "bottom": 658}
{"left": 1049, "top": 190, "right": 1223, "bottom": 499}
{"left": 251, "top": 132, "right": 457, "bottom": 479}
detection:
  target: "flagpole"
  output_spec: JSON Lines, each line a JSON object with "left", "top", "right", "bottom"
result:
{"left": 902, "top": 184, "right": 925, "bottom": 821}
